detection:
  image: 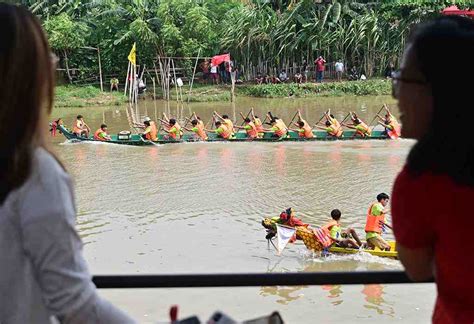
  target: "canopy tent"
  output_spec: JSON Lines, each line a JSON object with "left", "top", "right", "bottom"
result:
{"left": 441, "top": 5, "right": 474, "bottom": 17}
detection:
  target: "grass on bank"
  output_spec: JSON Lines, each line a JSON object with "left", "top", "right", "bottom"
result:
{"left": 54, "top": 79, "right": 391, "bottom": 107}
{"left": 238, "top": 79, "right": 391, "bottom": 98}
{"left": 54, "top": 85, "right": 127, "bottom": 107}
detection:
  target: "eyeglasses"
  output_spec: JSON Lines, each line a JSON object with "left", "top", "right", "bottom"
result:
{"left": 391, "top": 70, "right": 427, "bottom": 98}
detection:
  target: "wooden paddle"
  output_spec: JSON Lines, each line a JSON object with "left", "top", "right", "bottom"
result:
{"left": 312, "top": 110, "right": 328, "bottom": 130}
{"left": 339, "top": 112, "right": 351, "bottom": 128}
{"left": 240, "top": 108, "right": 252, "bottom": 126}
{"left": 368, "top": 105, "right": 385, "bottom": 131}
{"left": 286, "top": 110, "right": 299, "bottom": 129}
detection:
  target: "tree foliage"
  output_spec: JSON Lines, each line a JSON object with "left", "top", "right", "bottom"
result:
{"left": 21, "top": 0, "right": 473, "bottom": 81}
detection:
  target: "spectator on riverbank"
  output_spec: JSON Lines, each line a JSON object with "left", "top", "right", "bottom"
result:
{"left": 302, "top": 60, "right": 309, "bottom": 82}
{"left": 0, "top": 4, "right": 134, "bottom": 323}
{"left": 335, "top": 60, "right": 344, "bottom": 81}
{"left": 385, "top": 63, "right": 395, "bottom": 79}
{"left": 314, "top": 56, "right": 326, "bottom": 82}
{"left": 294, "top": 71, "right": 303, "bottom": 84}
{"left": 391, "top": 16, "right": 474, "bottom": 324}
{"left": 210, "top": 63, "right": 219, "bottom": 84}
{"left": 278, "top": 70, "right": 288, "bottom": 82}
{"left": 255, "top": 73, "right": 264, "bottom": 84}
{"left": 201, "top": 59, "right": 210, "bottom": 83}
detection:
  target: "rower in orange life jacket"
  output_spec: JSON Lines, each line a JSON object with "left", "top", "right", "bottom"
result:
{"left": 377, "top": 107, "right": 401, "bottom": 139}
{"left": 315, "top": 120, "right": 344, "bottom": 138}
{"left": 93, "top": 123, "right": 112, "bottom": 141}
{"left": 293, "top": 120, "right": 314, "bottom": 139}
{"left": 184, "top": 119, "right": 208, "bottom": 141}
{"left": 142, "top": 120, "right": 158, "bottom": 141}
{"left": 365, "top": 192, "right": 393, "bottom": 251}
{"left": 321, "top": 209, "right": 362, "bottom": 248}
{"left": 234, "top": 117, "right": 258, "bottom": 139}
{"left": 250, "top": 109, "right": 265, "bottom": 138}
{"left": 164, "top": 118, "right": 182, "bottom": 140}
{"left": 343, "top": 113, "right": 372, "bottom": 138}
{"left": 206, "top": 121, "right": 232, "bottom": 139}
{"left": 264, "top": 117, "right": 288, "bottom": 138}
{"left": 73, "top": 114, "right": 91, "bottom": 138}
{"left": 293, "top": 110, "right": 314, "bottom": 138}
{"left": 213, "top": 112, "right": 235, "bottom": 136}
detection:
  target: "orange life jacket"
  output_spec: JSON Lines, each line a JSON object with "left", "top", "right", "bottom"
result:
{"left": 301, "top": 123, "right": 314, "bottom": 138}
{"left": 387, "top": 118, "right": 401, "bottom": 138}
{"left": 224, "top": 119, "right": 234, "bottom": 134}
{"left": 218, "top": 125, "right": 231, "bottom": 139}
{"left": 274, "top": 119, "right": 287, "bottom": 137}
{"left": 365, "top": 202, "right": 385, "bottom": 233}
{"left": 312, "top": 227, "right": 333, "bottom": 248}
{"left": 327, "top": 125, "right": 343, "bottom": 137}
{"left": 356, "top": 121, "right": 372, "bottom": 137}
{"left": 93, "top": 129, "right": 107, "bottom": 141}
{"left": 319, "top": 220, "right": 338, "bottom": 243}
{"left": 195, "top": 124, "right": 208, "bottom": 140}
{"left": 246, "top": 122, "right": 258, "bottom": 138}
{"left": 254, "top": 118, "right": 264, "bottom": 133}
{"left": 169, "top": 123, "right": 182, "bottom": 139}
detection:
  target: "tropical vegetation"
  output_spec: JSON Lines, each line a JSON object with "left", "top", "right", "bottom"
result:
{"left": 11, "top": 0, "right": 473, "bottom": 84}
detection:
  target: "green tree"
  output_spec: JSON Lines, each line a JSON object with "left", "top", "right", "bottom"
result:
{"left": 43, "top": 12, "right": 90, "bottom": 83}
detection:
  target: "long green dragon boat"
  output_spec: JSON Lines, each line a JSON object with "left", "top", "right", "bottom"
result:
{"left": 58, "top": 125, "right": 392, "bottom": 146}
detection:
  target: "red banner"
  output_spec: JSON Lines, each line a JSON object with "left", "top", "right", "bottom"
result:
{"left": 211, "top": 53, "right": 231, "bottom": 66}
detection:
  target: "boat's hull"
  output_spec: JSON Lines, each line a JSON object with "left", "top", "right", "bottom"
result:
{"left": 329, "top": 241, "right": 397, "bottom": 258}
{"left": 58, "top": 125, "right": 392, "bottom": 145}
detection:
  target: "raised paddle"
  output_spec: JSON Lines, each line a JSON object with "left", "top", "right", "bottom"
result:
{"left": 368, "top": 105, "right": 386, "bottom": 131}
{"left": 312, "top": 110, "right": 328, "bottom": 130}
{"left": 240, "top": 109, "right": 252, "bottom": 126}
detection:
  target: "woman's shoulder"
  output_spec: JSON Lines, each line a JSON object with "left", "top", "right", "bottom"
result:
{"left": 33, "top": 147, "right": 69, "bottom": 183}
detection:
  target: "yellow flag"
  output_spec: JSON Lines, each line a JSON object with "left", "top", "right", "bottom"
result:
{"left": 128, "top": 43, "right": 136, "bottom": 65}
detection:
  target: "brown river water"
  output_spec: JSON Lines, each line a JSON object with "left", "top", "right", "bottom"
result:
{"left": 51, "top": 96, "right": 435, "bottom": 323}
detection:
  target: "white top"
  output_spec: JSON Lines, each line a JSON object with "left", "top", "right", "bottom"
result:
{"left": 0, "top": 148, "right": 134, "bottom": 324}
{"left": 335, "top": 62, "right": 344, "bottom": 72}
{"left": 210, "top": 65, "right": 217, "bottom": 73}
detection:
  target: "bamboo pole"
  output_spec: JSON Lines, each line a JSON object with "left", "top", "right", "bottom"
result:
{"left": 152, "top": 77, "right": 156, "bottom": 100}
{"left": 171, "top": 59, "right": 179, "bottom": 103}
{"left": 124, "top": 61, "right": 131, "bottom": 95}
{"left": 97, "top": 47, "right": 104, "bottom": 91}
{"left": 187, "top": 48, "right": 201, "bottom": 103}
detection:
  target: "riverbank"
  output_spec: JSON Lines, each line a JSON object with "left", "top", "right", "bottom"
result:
{"left": 54, "top": 85, "right": 127, "bottom": 107}
{"left": 54, "top": 80, "right": 391, "bottom": 107}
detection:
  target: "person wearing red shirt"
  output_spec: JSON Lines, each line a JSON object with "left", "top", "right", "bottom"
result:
{"left": 314, "top": 56, "right": 326, "bottom": 83}
{"left": 391, "top": 16, "right": 474, "bottom": 324}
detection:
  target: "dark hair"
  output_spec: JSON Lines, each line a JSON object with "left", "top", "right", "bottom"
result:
{"left": 377, "top": 193, "right": 389, "bottom": 202}
{"left": 254, "top": 115, "right": 259, "bottom": 119}
{"left": 77, "top": 115, "right": 83, "bottom": 119}
{"left": 353, "top": 118, "right": 361, "bottom": 125}
{"left": 169, "top": 118, "right": 176, "bottom": 125}
{"left": 330, "top": 114, "right": 335, "bottom": 119}
{"left": 222, "top": 115, "right": 229, "bottom": 119}
{"left": 331, "top": 209, "right": 341, "bottom": 220}
{"left": 325, "top": 121, "right": 331, "bottom": 127}
{"left": 406, "top": 16, "right": 474, "bottom": 185}
{"left": 191, "top": 120, "right": 198, "bottom": 126}
{"left": 297, "top": 121, "right": 304, "bottom": 127}
{"left": 144, "top": 120, "right": 150, "bottom": 126}
{"left": 0, "top": 4, "right": 55, "bottom": 204}
{"left": 215, "top": 121, "right": 222, "bottom": 126}
{"left": 244, "top": 117, "right": 251, "bottom": 123}
{"left": 101, "top": 124, "right": 107, "bottom": 129}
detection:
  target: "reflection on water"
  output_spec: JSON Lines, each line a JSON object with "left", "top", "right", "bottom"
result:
{"left": 51, "top": 96, "right": 434, "bottom": 322}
